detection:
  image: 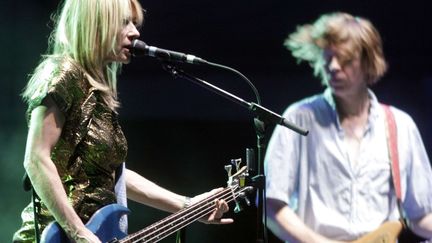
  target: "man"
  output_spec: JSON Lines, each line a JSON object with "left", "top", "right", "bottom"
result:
{"left": 264, "top": 12, "right": 432, "bottom": 242}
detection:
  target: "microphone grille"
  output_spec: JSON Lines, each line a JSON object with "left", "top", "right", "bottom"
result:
{"left": 131, "top": 39, "right": 147, "bottom": 56}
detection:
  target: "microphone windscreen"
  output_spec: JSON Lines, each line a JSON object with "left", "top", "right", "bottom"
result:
{"left": 131, "top": 39, "right": 148, "bottom": 57}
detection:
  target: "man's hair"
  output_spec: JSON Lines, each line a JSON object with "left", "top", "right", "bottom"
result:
{"left": 285, "top": 12, "right": 387, "bottom": 85}
{"left": 23, "top": 0, "right": 144, "bottom": 111}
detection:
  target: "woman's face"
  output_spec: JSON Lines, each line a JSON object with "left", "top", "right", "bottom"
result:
{"left": 108, "top": 19, "right": 140, "bottom": 64}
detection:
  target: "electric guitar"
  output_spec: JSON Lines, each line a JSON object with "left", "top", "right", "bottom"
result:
{"left": 41, "top": 165, "right": 252, "bottom": 243}
{"left": 351, "top": 220, "right": 403, "bottom": 243}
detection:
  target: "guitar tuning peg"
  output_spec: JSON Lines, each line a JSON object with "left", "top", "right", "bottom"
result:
{"left": 231, "top": 158, "right": 242, "bottom": 172}
{"left": 234, "top": 190, "right": 252, "bottom": 213}
{"left": 224, "top": 165, "right": 232, "bottom": 177}
{"left": 242, "top": 194, "right": 251, "bottom": 206}
{"left": 234, "top": 201, "right": 243, "bottom": 213}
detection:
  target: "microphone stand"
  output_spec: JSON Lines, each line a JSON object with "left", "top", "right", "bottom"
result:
{"left": 160, "top": 62, "right": 308, "bottom": 243}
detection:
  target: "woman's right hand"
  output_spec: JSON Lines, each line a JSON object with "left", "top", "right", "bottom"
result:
{"left": 70, "top": 227, "right": 101, "bottom": 243}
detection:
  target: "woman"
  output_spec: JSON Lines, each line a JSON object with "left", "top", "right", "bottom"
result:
{"left": 13, "top": 0, "right": 231, "bottom": 242}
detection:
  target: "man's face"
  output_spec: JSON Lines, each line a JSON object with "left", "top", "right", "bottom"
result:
{"left": 323, "top": 44, "right": 367, "bottom": 99}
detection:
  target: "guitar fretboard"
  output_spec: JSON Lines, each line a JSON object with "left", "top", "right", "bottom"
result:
{"left": 119, "top": 185, "right": 249, "bottom": 243}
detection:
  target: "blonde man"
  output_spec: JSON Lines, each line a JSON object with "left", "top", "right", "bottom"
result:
{"left": 14, "top": 1, "right": 231, "bottom": 242}
{"left": 265, "top": 12, "right": 432, "bottom": 242}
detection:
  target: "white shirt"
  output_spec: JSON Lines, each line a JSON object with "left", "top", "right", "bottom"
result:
{"left": 265, "top": 88, "right": 432, "bottom": 241}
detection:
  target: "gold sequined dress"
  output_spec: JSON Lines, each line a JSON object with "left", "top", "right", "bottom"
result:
{"left": 13, "top": 58, "right": 128, "bottom": 242}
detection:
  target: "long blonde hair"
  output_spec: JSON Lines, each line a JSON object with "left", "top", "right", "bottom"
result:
{"left": 285, "top": 12, "right": 387, "bottom": 85}
{"left": 23, "top": 0, "right": 144, "bottom": 111}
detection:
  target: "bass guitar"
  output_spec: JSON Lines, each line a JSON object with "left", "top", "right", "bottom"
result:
{"left": 41, "top": 165, "right": 252, "bottom": 243}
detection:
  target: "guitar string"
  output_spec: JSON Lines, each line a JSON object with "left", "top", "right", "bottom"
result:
{"left": 121, "top": 166, "right": 248, "bottom": 242}
{"left": 140, "top": 189, "right": 239, "bottom": 243}
{"left": 142, "top": 189, "right": 239, "bottom": 243}
{"left": 120, "top": 188, "right": 232, "bottom": 243}
{"left": 122, "top": 188, "right": 234, "bottom": 243}
{"left": 124, "top": 188, "right": 228, "bottom": 236}
{"left": 121, "top": 186, "right": 243, "bottom": 243}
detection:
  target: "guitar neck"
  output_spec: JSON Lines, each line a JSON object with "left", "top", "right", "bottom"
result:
{"left": 119, "top": 186, "right": 246, "bottom": 243}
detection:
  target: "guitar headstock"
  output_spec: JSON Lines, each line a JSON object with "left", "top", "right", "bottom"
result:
{"left": 224, "top": 158, "right": 253, "bottom": 213}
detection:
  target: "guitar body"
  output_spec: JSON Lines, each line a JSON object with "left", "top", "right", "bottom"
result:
{"left": 41, "top": 204, "right": 130, "bottom": 243}
{"left": 352, "top": 221, "right": 403, "bottom": 243}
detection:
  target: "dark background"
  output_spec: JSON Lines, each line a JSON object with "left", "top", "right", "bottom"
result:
{"left": 1, "top": 0, "right": 431, "bottom": 242}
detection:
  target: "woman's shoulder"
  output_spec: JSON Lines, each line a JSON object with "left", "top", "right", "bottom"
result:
{"left": 49, "top": 57, "right": 87, "bottom": 89}
{"left": 45, "top": 57, "right": 96, "bottom": 101}
{"left": 43, "top": 57, "right": 94, "bottom": 114}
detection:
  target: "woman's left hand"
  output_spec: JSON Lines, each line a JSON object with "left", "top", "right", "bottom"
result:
{"left": 190, "top": 188, "right": 234, "bottom": 224}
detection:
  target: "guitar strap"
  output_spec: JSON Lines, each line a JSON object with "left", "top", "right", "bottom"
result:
{"left": 22, "top": 173, "right": 42, "bottom": 243}
{"left": 382, "top": 104, "right": 406, "bottom": 227}
{"left": 114, "top": 162, "right": 128, "bottom": 234}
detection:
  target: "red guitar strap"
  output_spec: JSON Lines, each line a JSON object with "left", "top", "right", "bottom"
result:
{"left": 382, "top": 104, "right": 406, "bottom": 227}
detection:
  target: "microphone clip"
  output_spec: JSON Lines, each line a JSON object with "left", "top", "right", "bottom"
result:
{"left": 160, "top": 61, "right": 181, "bottom": 78}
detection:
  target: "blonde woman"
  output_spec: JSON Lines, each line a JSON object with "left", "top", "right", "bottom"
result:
{"left": 13, "top": 1, "right": 231, "bottom": 242}
{"left": 264, "top": 12, "right": 432, "bottom": 242}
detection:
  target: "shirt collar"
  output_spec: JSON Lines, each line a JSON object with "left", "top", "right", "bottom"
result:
{"left": 323, "top": 87, "right": 381, "bottom": 131}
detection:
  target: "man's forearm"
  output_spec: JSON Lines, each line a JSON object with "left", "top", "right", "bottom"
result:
{"left": 411, "top": 213, "right": 432, "bottom": 240}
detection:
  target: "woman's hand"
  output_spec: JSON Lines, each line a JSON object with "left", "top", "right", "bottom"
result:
{"left": 70, "top": 227, "right": 101, "bottom": 243}
{"left": 190, "top": 188, "right": 234, "bottom": 224}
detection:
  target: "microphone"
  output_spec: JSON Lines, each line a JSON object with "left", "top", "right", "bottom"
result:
{"left": 130, "top": 39, "right": 208, "bottom": 65}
